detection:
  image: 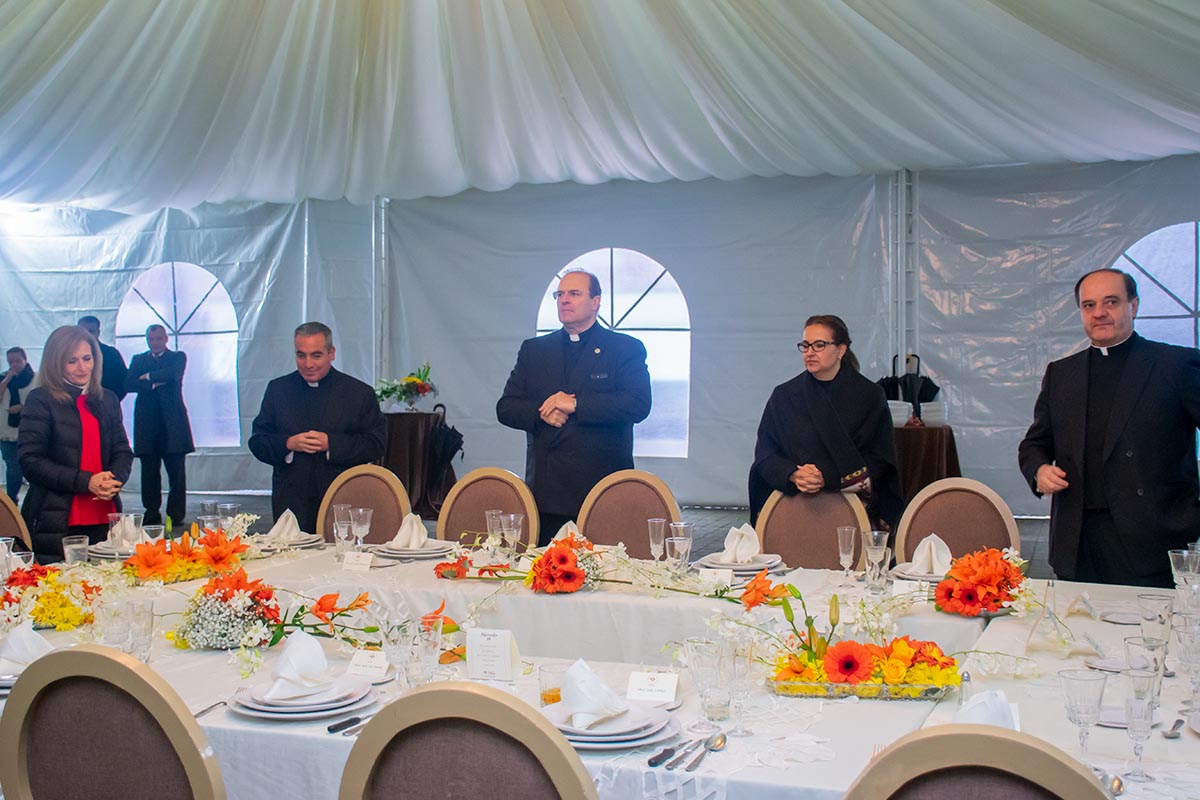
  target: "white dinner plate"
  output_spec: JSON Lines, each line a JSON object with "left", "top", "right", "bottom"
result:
{"left": 247, "top": 677, "right": 369, "bottom": 709}
{"left": 0, "top": 675, "right": 20, "bottom": 688}
{"left": 258, "top": 535, "right": 325, "bottom": 552}
{"left": 1084, "top": 657, "right": 1129, "bottom": 673}
{"left": 542, "top": 702, "right": 667, "bottom": 737}
{"left": 86, "top": 546, "right": 129, "bottom": 560}
{"left": 1097, "top": 706, "right": 1164, "bottom": 729}
{"left": 565, "top": 715, "right": 671, "bottom": 743}
{"left": 569, "top": 720, "right": 681, "bottom": 752}
{"left": 697, "top": 553, "right": 781, "bottom": 571}
{"left": 1100, "top": 611, "right": 1142, "bottom": 626}
{"left": 890, "top": 563, "right": 946, "bottom": 582}
{"left": 227, "top": 688, "right": 378, "bottom": 722}
{"left": 373, "top": 540, "right": 454, "bottom": 555}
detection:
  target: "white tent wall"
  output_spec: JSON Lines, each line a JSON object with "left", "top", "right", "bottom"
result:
{"left": 918, "top": 154, "right": 1200, "bottom": 516}
{"left": 384, "top": 174, "right": 891, "bottom": 506}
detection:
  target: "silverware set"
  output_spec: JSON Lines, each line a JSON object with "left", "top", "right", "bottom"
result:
{"left": 647, "top": 731, "right": 726, "bottom": 772}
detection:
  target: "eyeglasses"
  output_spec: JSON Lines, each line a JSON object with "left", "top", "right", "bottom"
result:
{"left": 552, "top": 289, "right": 588, "bottom": 300}
{"left": 797, "top": 340, "right": 834, "bottom": 353}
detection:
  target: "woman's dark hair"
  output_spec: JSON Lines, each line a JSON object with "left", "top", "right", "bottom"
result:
{"left": 804, "top": 314, "right": 859, "bottom": 373}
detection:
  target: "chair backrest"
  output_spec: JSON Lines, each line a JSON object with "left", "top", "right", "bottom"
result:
{"left": 0, "top": 492, "right": 32, "bottom": 550}
{"left": 317, "top": 465, "right": 412, "bottom": 544}
{"left": 844, "top": 724, "right": 1107, "bottom": 800}
{"left": 894, "top": 478, "right": 1020, "bottom": 563}
{"left": 576, "top": 469, "right": 682, "bottom": 559}
{"left": 339, "top": 681, "right": 598, "bottom": 800}
{"left": 0, "top": 644, "right": 225, "bottom": 800}
{"left": 436, "top": 467, "right": 539, "bottom": 547}
{"left": 755, "top": 490, "right": 871, "bottom": 570}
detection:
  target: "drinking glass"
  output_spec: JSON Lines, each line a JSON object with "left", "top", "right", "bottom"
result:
{"left": 107, "top": 513, "right": 123, "bottom": 547}
{"left": 126, "top": 597, "right": 155, "bottom": 663}
{"left": 1124, "top": 636, "right": 1167, "bottom": 709}
{"left": 484, "top": 509, "right": 503, "bottom": 550}
{"left": 216, "top": 503, "right": 240, "bottom": 531}
{"left": 836, "top": 526, "right": 857, "bottom": 587}
{"left": 0, "top": 536, "right": 13, "bottom": 580}
{"left": 12, "top": 551, "right": 34, "bottom": 568}
{"left": 141, "top": 525, "right": 165, "bottom": 543}
{"left": 727, "top": 637, "right": 755, "bottom": 737}
{"left": 199, "top": 500, "right": 219, "bottom": 518}
{"left": 332, "top": 503, "right": 352, "bottom": 525}
{"left": 350, "top": 507, "right": 373, "bottom": 552}
{"left": 95, "top": 598, "right": 131, "bottom": 651}
{"left": 410, "top": 614, "right": 444, "bottom": 686}
{"left": 864, "top": 529, "right": 889, "bottom": 549}
{"left": 1168, "top": 549, "right": 1200, "bottom": 582}
{"left": 1177, "top": 578, "right": 1200, "bottom": 613}
{"left": 62, "top": 535, "right": 90, "bottom": 565}
{"left": 668, "top": 521, "right": 694, "bottom": 549}
{"left": 1123, "top": 669, "right": 1157, "bottom": 783}
{"left": 378, "top": 615, "right": 415, "bottom": 680}
{"left": 647, "top": 518, "right": 667, "bottom": 563}
{"left": 1059, "top": 668, "right": 1106, "bottom": 772}
{"left": 121, "top": 513, "right": 143, "bottom": 554}
{"left": 538, "top": 664, "right": 569, "bottom": 706}
{"left": 865, "top": 546, "right": 890, "bottom": 595}
{"left": 1138, "top": 593, "right": 1174, "bottom": 671}
{"left": 684, "top": 638, "right": 731, "bottom": 735}
{"left": 333, "top": 522, "right": 353, "bottom": 561}
{"left": 1189, "top": 542, "right": 1200, "bottom": 554}
{"left": 665, "top": 536, "right": 692, "bottom": 578}
{"left": 500, "top": 513, "right": 524, "bottom": 560}
{"left": 1174, "top": 623, "right": 1200, "bottom": 712}
{"left": 196, "top": 515, "right": 221, "bottom": 534}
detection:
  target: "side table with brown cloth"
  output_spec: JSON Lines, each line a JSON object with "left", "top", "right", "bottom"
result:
{"left": 893, "top": 425, "right": 961, "bottom": 503}
{"left": 381, "top": 412, "right": 457, "bottom": 517}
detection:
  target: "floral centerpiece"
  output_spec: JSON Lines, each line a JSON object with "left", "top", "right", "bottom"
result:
{"left": 433, "top": 531, "right": 605, "bottom": 595}
{"left": 376, "top": 362, "right": 437, "bottom": 411}
{"left": 933, "top": 547, "right": 1027, "bottom": 618}
{"left": 2, "top": 564, "right": 101, "bottom": 631}
{"left": 123, "top": 524, "right": 249, "bottom": 585}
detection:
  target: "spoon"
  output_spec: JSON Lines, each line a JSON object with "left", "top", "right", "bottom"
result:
{"left": 1100, "top": 771, "right": 1125, "bottom": 797}
{"left": 1162, "top": 717, "right": 1186, "bottom": 739}
{"left": 685, "top": 732, "right": 727, "bottom": 772}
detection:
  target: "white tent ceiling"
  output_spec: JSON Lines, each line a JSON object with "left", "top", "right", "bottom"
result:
{"left": 3, "top": 0, "right": 1200, "bottom": 212}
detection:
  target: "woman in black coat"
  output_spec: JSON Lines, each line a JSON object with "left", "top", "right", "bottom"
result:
{"left": 19, "top": 325, "right": 133, "bottom": 561}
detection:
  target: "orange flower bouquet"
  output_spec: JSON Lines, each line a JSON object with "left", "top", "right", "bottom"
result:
{"left": 933, "top": 548, "right": 1027, "bottom": 618}
{"left": 2, "top": 564, "right": 101, "bottom": 631}
{"left": 122, "top": 523, "right": 250, "bottom": 585}
{"left": 432, "top": 531, "right": 602, "bottom": 595}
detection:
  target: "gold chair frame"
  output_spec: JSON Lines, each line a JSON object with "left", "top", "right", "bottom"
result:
{"left": 435, "top": 466, "right": 539, "bottom": 546}
{"left": 316, "top": 464, "right": 413, "bottom": 542}
{"left": 755, "top": 489, "right": 872, "bottom": 570}
{"left": 894, "top": 477, "right": 1020, "bottom": 563}
{"left": 0, "top": 491, "right": 32, "bottom": 550}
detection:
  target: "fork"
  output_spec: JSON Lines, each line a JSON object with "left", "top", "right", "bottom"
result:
{"left": 193, "top": 699, "right": 226, "bottom": 719}
{"left": 870, "top": 743, "right": 884, "bottom": 760}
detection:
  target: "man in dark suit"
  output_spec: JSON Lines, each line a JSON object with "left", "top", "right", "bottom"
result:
{"left": 1019, "top": 268, "right": 1200, "bottom": 587}
{"left": 498, "top": 270, "right": 652, "bottom": 544}
{"left": 125, "top": 324, "right": 194, "bottom": 527}
{"left": 78, "top": 316, "right": 127, "bottom": 402}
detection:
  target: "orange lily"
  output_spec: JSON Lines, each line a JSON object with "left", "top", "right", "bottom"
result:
{"left": 310, "top": 593, "right": 342, "bottom": 628}
{"left": 170, "top": 532, "right": 198, "bottom": 560}
{"left": 125, "top": 540, "right": 175, "bottom": 580}
{"left": 439, "top": 644, "right": 467, "bottom": 664}
{"left": 740, "top": 569, "right": 789, "bottom": 611}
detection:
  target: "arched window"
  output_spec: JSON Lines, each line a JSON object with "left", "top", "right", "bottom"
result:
{"left": 1111, "top": 222, "right": 1200, "bottom": 348}
{"left": 114, "top": 262, "right": 240, "bottom": 447}
{"left": 537, "top": 248, "right": 690, "bottom": 457}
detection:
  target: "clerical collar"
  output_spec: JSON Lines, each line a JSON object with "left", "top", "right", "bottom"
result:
{"left": 1090, "top": 333, "right": 1133, "bottom": 357}
{"left": 564, "top": 324, "right": 595, "bottom": 344}
{"left": 306, "top": 381, "right": 319, "bottom": 388}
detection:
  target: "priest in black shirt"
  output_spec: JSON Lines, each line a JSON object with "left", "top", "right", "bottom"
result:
{"left": 1019, "top": 268, "right": 1200, "bottom": 586}
{"left": 249, "top": 322, "right": 386, "bottom": 534}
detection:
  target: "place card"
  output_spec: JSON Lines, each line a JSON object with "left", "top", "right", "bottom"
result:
{"left": 892, "top": 579, "right": 920, "bottom": 596}
{"left": 1065, "top": 593, "right": 1099, "bottom": 619}
{"left": 695, "top": 568, "right": 734, "bottom": 591}
{"left": 466, "top": 628, "right": 521, "bottom": 681}
{"left": 626, "top": 671, "right": 679, "bottom": 704}
{"left": 346, "top": 649, "right": 389, "bottom": 678}
{"left": 517, "top": 557, "right": 534, "bottom": 572}
{"left": 342, "top": 552, "right": 374, "bottom": 572}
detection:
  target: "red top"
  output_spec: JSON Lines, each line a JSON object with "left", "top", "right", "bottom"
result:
{"left": 68, "top": 394, "right": 115, "bottom": 527}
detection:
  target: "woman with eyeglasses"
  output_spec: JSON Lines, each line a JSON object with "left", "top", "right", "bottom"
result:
{"left": 18, "top": 325, "right": 133, "bottom": 562}
{"left": 748, "top": 314, "right": 901, "bottom": 529}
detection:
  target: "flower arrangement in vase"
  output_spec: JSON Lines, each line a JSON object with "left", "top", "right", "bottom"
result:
{"left": 376, "top": 362, "right": 437, "bottom": 411}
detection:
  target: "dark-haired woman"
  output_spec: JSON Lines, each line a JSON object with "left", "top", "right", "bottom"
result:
{"left": 749, "top": 315, "right": 902, "bottom": 529}
{"left": 19, "top": 326, "right": 133, "bottom": 562}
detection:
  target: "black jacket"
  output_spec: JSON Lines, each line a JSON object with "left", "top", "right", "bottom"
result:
{"left": 125, "top": 349, "right": 194, "bottom": 455}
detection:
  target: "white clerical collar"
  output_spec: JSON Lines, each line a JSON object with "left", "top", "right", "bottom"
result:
{"left": 306, "top": 381, "right": 319, "bottom": 388}
{"left": 568, "top": 333, "right": 580, "bottom": 342}
{"left": 1090, "top": 333, "right": 1132, "bottom": 357}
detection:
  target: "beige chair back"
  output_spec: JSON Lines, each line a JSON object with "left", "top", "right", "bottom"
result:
{"left": 339, "top": 681, "right": 597, "bottom": 800}
{"left": 894, "top": 478, "right": 1019, "bottom": 563}
{"left": 755, "top": 490, "right": 871, "bottom": 570}
{"left": 317, "top": 465, "right": 412, "bottom": 544}
{"left": 577, "top": 469, "right": 681, "bottom": 559}
{"left": 0, "top": 644, "right": 225, "bottom": 800}
{"left": 436, "top": 467, "right": 539, "bottom": 547}
{"left": 845, "top": 723, "right": 1107, "bottom": 800}
{"left": 0, "top": 492, "right": 32, "bottom": 550}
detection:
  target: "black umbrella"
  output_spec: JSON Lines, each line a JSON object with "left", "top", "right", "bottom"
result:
{"left": 878, "top": 355, "right": 940, "bottom": 419}
{"left": 877, "top": 355, "right": 904, "bottom": 401}
{"left": 427, "top": 403, "right": 464, "bottom": 490}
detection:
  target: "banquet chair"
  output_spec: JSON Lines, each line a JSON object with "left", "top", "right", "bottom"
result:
{"left": 577, "top": 469, "right": 681, "bottom": 559}
{"left": 436, "top": 466, "right": 539, "bottom": 547}
{"left": 894, "top": 478, "right": 1019, "bottom": 563}
{"left": 0, "top": 644, "right": 226, "bottom": 800}
{"left": 338, "top": 681, "right": 598, "bottom": 800}
{"left": 0, "top": 491, "right": 32, "bottom": 550}
{"left": 316, "top": 464, "right": 412, "bottom": 545}
{"left": 755, "top": 490, "right": 871, "bottom": 570}
{"left": 844, "top": 723, "right": 1107, "bottom": 799}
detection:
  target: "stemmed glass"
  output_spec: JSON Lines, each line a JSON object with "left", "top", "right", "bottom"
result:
{"left": 647, "top": 518, "right": 667, "bottom": 564}
{"left": 500, "top": 513, "right": 524, "bottom": 561}
{"left": 1058, "top": 668, "right": 1107, "bottom": 773}
{"left": 865, "top": 546, "right": 890, "bottom": 596}
{"left": 1123, "top": 669, "right": 1157, "bottom": 783}
{"left": 684, "top": 638, "right": 731, "bottom": 735}
{"left": 1124, "top": 636, "right": 1167, "bottom": 710}
{"left": 836, "top": 526, "right": 857, "bottom": 587}
{"left": 1173, "top": 621, "right": 1200, "bottom": 713}
{"left": 484, "top": 509, "right": 503, "bottom": 551}
{"left": 1138, "top": 593, "right": 1174, "bottom": 674}
{"left": 350, "top": 507, "right": 373, "bottom": 552}
{"left": 411, "top": 614, "right": 444, "bottom": 687}
{"left": 665, "top": 537, "right": 691, "bottom": 578}
{"left": 727, "top": 636, "right": 755, "bottom": 737}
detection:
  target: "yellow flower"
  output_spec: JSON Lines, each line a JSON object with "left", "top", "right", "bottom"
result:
{"left": 881, "top": 658, "right": 909, "bottom": 685}
{"left": 889, "top": 638, "right": 916, "bottom": 667}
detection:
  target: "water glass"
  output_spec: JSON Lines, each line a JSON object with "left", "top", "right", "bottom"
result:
{"left": 669, "top": 521, "right": 694, "bottom": 547}
{"left": 0, "top": 536, "right": 13, "bottom": 579}
{"left": 647, "top": 518, "right": 667, "bottom": 563}
{"left": 199, "top": 500, "right": 219, "bottom": 517}
{"left": 217, "top": 503, "right": 240, "bottom": 530}
{"left": 95, "top": 599, "right": 131, "bottom": 651}
{"left": 196, "top": 515, "right": 221, "bottom": 534}
{"left": 1177, "top": 579, "right": 1200, "bottom": 613}
{"left": 864, "top": 529, "right": 889, "bottom": 549}
{"left": 727, "top": 637, "right": 755, "bottom": 737}
{"left": 410, "top": 614, "right": 444, "bottom": 687}
{"left": 500, "top": 513, "right": 524, "bottom": 560}
{"left": 332, "top": 503, "right": 352, "bottom": 525}
{"left": 333, "top": 522, "right": 353, "bottom": 561}
{"left": 141, "top": 525, "right": 165, "bottom": 543}
{"left": 62, "top": 535, "right": 90, "bottom": 565}
{"left": 122, "top": 513, "right": 143, "bottom": 553}
{"left": 484, "top": 509, "right": 503, "bottom": 549}
{"left": 865, "top": 545, "right": 890, "bottom": 595}
{"left": 126, "top": 597, "right": 155, "bottom": 663}
{"left": 1189, "top": 542, "right": 1200, "bottom": 554}
{"left": 350, "top": 507, "right": 373, "bottom": 551}
{"left": 1174, "top": 623, "right": 1200, "bottom": 711}
{"left": 1059, "top": 668, "right": 1106, "bottom": 771}
{"left": 1124, "top": 636, "right": 1167, "bottom": 708}
{"left": 538, "top": 664, "right": 569, "bottom": 706}
{"left": 1123, "top": 669, "right": 1157, "bottom": 783}
{"left": 684, "top": 638, "right": 731, "bottom": 735}
{"left": 12, "top": 551, "right": 34, "bottom": 569}
{"left": 107, "top": 513, "right": 123, "bottom": 546}
{"left": 378, "top": 616, "right": 415, "bottom": 678}
{"left": 836, "top": 525, "right": 857, "bottom": 586}
{"left": 665, "top": 536, "right": 692, "bottom": 577}
{"left": 1168, "top": 549, "right": 1200, "bottom": 582}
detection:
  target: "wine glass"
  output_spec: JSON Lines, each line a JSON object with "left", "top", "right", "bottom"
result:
{"left": 500, "top": 513, "right": 524, "bottom": 561}
{"left": 727, "top": 636, "right": 755, "bottom": 737}
{"left": 647, "top": 518, "right": 667, "bottom": 563}
{"left": 350, "top": 507, "right": 373, "bottom": 552}
{"left": 665, "top": 536, "right": 691, "bottom": 578}
{"left": 865, "top": 545, "right": 890, "bottom": 596}
{"left": 484, "top": 509, "right": 503, "bottom": 551}
{"left": 684, "top": 638, "right": 730, "bottom": 735}
{"left": 1124, "top": 636, "right": 1167, "bottom": 710}
{"left": 411, "top": 614, "right": 444, "bottom": 687}
{"left": 836, "top": 526, "right": 857, "bottom": 587}
{"left": 1174, "top": 622, "right": 1200, "bottom": 712}
{"left": 1123, "top": 669, "right": 1157, "bottom": 783}
{"left": 1058, "top": 668, "right": 1106, "bottom": 773}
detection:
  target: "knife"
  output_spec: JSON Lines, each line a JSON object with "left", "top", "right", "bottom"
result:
{"left": 647, "top": 738, "right": 696, "bottom": 768}
{"left": 664, "top": 738, "right": 705, "bottom": 770}
{"left": 342, "top": 718, "right": 375, "bottom": 737}
{"left": 327, "top": 714, "right": 372, "bottom": 734}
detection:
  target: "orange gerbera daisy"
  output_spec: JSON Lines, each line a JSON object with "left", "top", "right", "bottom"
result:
{"left": 549, "top": 564, "right": 586, "bottom": 593}
{"left": 476, "top": 563, "right": 510, "bottom": 577}
{"left": 824, "top": 640, "right": 874, "bottom": 684}
{"left": 125, "top": 540, "right": 175, "bottom": 580}
{"left": 952, "top": 581, "right": 983, "bottom": 617}
{"left": 547, "top": 545, "right": 576, "bottom": 569}
{"left": 433, "top": 554, "right": 470, "bottom": 579}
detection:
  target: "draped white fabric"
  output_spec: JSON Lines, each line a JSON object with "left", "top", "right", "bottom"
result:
{"left": 3, "top": 0, "right": 1200, "bottom": 212}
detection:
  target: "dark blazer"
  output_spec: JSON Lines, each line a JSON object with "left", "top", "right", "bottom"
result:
{"left": 497, "top": 325, "right": 651, "bottom": 517}
{"left": 18, "top": 386, "right": 133, "bottom": 535}
{"left": 124, "top": 349, "right": 194, "bottom": 455}
{"left": 1018, "top": 334, "right": 1200, "bottom": 580}
{"left": 98, "top": 342, "right": 128, "bottom": 401}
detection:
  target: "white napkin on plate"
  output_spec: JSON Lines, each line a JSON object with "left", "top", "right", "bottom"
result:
{"left": 553, "top": 521, "right": 580, "bottom": 540}
{"left": 263, "top": 630, "right": 333, "bottom": 700}
{"left": 389, "top": 513, "right": 427, "bottom": 549}
{"left": 0, "top": 620, "right": 54, "bottom": 675}
{"left": 910, "top": 533, "right": 953, "bottom": 575}
{"left": 721, "top": 523, "right": 760, "bottom": 564}
{"left": 266, "top": 509, "right": 305, "bottom": 542}
{"left": 954, "top": 690, "right": 1019, "bottom": 730}
{"left": 560, "top": 658, "right": 629, "bottom": 729}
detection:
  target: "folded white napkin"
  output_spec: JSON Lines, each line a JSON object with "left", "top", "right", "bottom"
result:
{"left": 266, "top": 509, "right": 305, "bottom": 542}
{"left": 390, "top": 513, "right": 427, "bottom": 549}
{"left": 560, "top": 658, "right": 629, "bottom": 729}
{"left": 721, "top": 523, "right": 760, "bottom": 564}
{"left": 911, "top": 533, "right": 953, "bottom": 575}
{"left": 954, "top": 690, "right": 1018, "bottom": 730}
{"left": 553, "top": 521, "right": 580, "bottom": 541}
{"left": 263, "top": 630, "right": 333, "bottom": 701}
{"left": 0, "top": 620, "right": 54, "bottom": 675}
